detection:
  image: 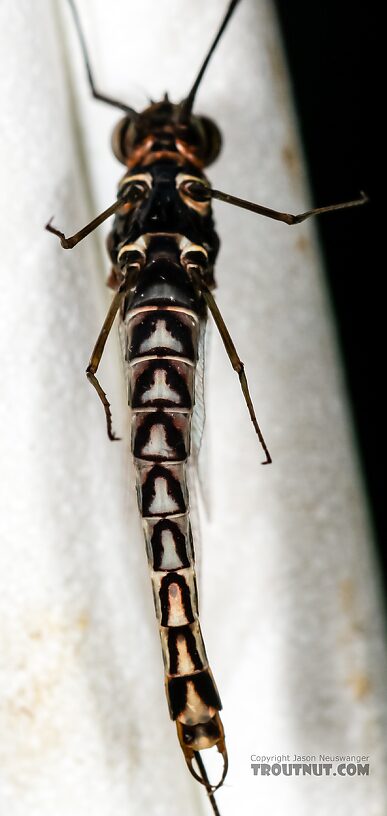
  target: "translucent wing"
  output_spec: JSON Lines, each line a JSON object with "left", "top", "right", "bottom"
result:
{"left": 187, "top": 315, "right": 213, "bottom": 581}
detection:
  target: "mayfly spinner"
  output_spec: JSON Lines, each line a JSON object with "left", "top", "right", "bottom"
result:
{"left": 46, "top": 0, "right": 367, "bottom": 811}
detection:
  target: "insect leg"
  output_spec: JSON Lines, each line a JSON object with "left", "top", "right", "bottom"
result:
{"left": 65, "top": 0, "right": 138, "bottom": 116}
{"left": 45, "top": 199, "right": 123, "bottom": 249}
{"left": 86, "top": 269, "right": 138, "bottom": 441}
{"left": 189, "top": 267, "right": 271, "bottom": 465}
{"left": 202, "top": 187, "right": 368, "bottom": 224}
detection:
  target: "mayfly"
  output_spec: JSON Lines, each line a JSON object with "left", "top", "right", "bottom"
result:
{"left": 46, "top": 0, "right": 367, "bottom": 811}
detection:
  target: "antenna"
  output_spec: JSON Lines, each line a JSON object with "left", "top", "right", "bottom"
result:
{"left": 179, "top": 0, "right": 242, "bottom": 121}
{"left": 66, "top": 0, "right": 138, "bottom": 117}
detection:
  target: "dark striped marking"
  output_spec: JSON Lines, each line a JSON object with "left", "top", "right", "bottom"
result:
{"left": 167, "top": 624, "right": 205, "bottom": 675}
{"left": 167, "top": 670, "right": 222, "bottom": 721}
{"left": 159, "top": 571, "right": 196, "bottom": 627}
{"left": 127, "top": 310, "right": 197, "bottom": 361}
{"left": 132, "top": 410, "right": 190, "bottom": 462}
{"left": 150, "top": 518, "right": 191, "bottom": 570}
{"left": 140, "top": 463, "right": 187, "bottom": 516}
{"left": 130, "top": 359, "right": 193, "bottom": 409}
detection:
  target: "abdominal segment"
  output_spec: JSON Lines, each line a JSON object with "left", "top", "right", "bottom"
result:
{"left": 125, "top": 297, "right": 224, "bottom": 755}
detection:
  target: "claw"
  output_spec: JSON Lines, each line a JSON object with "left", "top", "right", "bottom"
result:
{"left": 189, "top": 747, "right": 228, "bottom": 792}
{"left": 45, "top": 217, "right": 71, "bottom": 249}
{"left": 190, "top": 748, "right": 228, "bottom": 815}
{"left": 176, "top": 713, "right": 228, "bottom": 791}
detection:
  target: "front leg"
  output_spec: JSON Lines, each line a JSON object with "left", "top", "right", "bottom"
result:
{"left": 45, "top": 199, "right": 124, "bottom": 249}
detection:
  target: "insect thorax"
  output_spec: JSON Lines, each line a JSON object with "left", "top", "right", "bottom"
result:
{"left": 106, "top": 102, "right": 222, "bottom": 294}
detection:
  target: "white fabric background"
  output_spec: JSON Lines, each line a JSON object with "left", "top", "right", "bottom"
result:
{"left": 0, "top": 1, "right": 386, "bottom": 815}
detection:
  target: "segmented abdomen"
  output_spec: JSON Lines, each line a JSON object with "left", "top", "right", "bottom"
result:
{"left": 123, "top": 300, "right": 224, "bottom": 756}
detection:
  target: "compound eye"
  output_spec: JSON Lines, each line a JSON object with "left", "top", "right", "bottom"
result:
{"left": 111, "top": 116, "right": 137, "bottom": 164}
{"left": 195, "top": 116, "right": 222, "bottom": 167}
{"left": 177, "top": 174, "right": 211, "bottom": 213}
